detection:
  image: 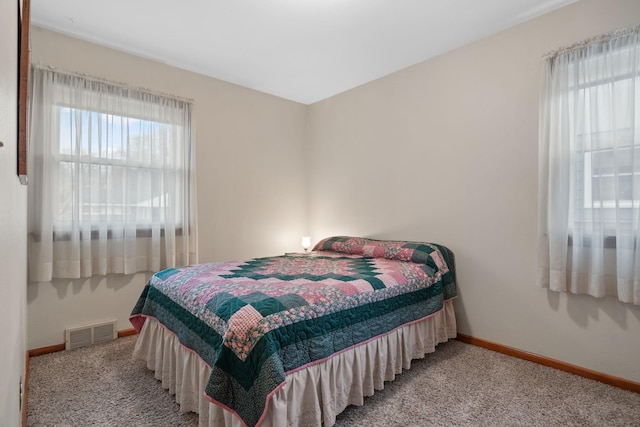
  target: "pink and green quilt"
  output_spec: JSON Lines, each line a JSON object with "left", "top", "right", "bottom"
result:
{"left": 130, "top": 236, "right": 456, "bottom": 427}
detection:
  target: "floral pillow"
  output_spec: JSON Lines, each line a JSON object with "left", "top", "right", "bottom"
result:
{"left": 312, "top": 236, "right": 449, "bottom": 275}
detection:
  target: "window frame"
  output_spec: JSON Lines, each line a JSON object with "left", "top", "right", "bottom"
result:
{"left": 567, "top": 51, "right": 640, "bottom": 245}
{"left": 49, "top": 95, "right": 189, "bottom": 239}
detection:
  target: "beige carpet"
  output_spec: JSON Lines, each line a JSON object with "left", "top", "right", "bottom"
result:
{"left": 27, "top": 336, "right": 640, "bottom": 427}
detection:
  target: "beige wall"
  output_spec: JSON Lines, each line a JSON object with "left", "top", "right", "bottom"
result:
{"left": 26, "top": 0, "right": 640, "bottom": 385}
{"left": 27, "top": 27, "right": 308, "bottom": 349}
{"left": 307, "top": 0, "right": 640, "bottom": 382}
{"left": 0, "top": 0, "right": 27, "bottom": 423}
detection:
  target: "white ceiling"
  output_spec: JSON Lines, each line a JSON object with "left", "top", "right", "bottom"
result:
{"left": 31, "top": 0, "right": 578, "bottom": 105}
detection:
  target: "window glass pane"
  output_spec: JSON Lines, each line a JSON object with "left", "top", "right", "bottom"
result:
{"left": 55, "top": 105, "right": 183, "bottom": 231}
{"left": 58, "top": 160, "right": 75, "bottom": 225}
{"left": 572, "top": 70, "right": 640, "bottom": 234}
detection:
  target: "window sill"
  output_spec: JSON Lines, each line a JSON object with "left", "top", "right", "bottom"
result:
{"left": 568, "top": 235, "right": 617, "bottom": 249}
{"left": 31, "top": 227, "right": 185, "bottom": 242}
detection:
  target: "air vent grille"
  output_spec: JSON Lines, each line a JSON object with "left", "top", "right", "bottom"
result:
{"left": 65, "top": 320, "right": 117, "bottom": 350}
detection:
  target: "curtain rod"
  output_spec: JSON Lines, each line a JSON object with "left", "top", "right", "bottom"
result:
{"left": 31, "top": 63, "right": 194, "bottom": 104}
{"left": 543, "top": 24, "right": 639, "bottom": 60}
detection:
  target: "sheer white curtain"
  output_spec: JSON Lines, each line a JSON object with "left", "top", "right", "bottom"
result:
{"left": 29, "top": 66, "right": 198, "bottom": 282}
{"left": 538, "top": 26, "right": 640, "bottom": 305}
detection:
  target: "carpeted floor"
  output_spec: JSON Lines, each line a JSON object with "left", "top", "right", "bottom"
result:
{"left": 27, "top": 336, "right": 640, "bottom": 427}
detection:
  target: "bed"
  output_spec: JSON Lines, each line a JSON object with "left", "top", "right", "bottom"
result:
{"left": 130, "top": 236, "right": 457, "bottom": 427}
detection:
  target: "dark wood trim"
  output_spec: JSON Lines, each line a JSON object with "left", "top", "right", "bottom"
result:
{"left": 117, "top": 328, "right": 137, "bottom": 338}
{"left": 456, "top": 333, "right": 640, "bottom": 394}
{"left": 22, "top": 350, "right": 28, "bottom": 427}
{"left": 27, "top": 344, "right": 65, "bottom": 358}
{"left": 17, "top": 0, "right": 29, "bottom": 182}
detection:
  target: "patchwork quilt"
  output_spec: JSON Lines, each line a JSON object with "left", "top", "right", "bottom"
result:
{"left": 130, "top": 236, "right": 456, "bottom": 427}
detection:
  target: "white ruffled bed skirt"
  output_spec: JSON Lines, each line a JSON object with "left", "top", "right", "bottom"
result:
{"left": 132, "top": 299, "right": 457, "bottom": 427}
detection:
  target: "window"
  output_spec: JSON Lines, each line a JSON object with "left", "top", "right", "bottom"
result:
{"left": 54, "top": 107, "right": 185, "bottom": 235}
{"left": 571, "top": 53, "right": 640, "bottom": 239}
{"left": 28, "top": 67, "right": 198, "bottom": 281}
{"left": 538, "top": 26, "right": 640, "bottom": 305}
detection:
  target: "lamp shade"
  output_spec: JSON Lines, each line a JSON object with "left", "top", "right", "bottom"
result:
{"left": 301, "top": 236, "right": 312, "bottom": 251}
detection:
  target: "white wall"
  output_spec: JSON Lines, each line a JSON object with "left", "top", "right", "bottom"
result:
{"left": 27, "top": 28, "right": 307, "bottom": 349}
{"left": 307, "top": 0, "right": 640, "bottom": 383}
{"left": 0, "top": 0, "right": 28, "bottom": 423}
